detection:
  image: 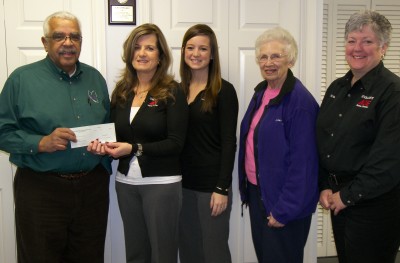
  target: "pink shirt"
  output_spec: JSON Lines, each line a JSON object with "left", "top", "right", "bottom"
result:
{"left": 245, "top": 87, "right": 280, "bottom": 185}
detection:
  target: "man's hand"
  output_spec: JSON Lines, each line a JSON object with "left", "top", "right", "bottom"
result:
{"left": 38, "top": 128, "right": 76, "bottom": 152}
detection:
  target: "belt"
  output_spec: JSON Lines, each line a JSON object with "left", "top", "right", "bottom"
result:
{"left": 56, "top": 171, "right": 90, "bottom": 180}
{"left": 18, "top": 167, "right": 96, "bottom": 181}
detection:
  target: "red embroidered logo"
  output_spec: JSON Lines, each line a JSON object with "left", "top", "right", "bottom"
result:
{"left": 356, "top": 95, "right": 374, "bottom": 108}
{"left": 147, "top": 97, "right": 158, "bottom": 107}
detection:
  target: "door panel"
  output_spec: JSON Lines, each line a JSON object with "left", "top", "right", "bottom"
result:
{"left": 3, "top": 0, "right": 60, "bottom": 73}
{"left": 151, "top": 0, "right": 229, "bottom": 80}
{"left": 3, "top": 0, "right": 106, "bottom": 74}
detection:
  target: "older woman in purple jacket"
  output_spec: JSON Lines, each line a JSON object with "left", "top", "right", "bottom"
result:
{"left": 238, "top": 27, "right": 319, "bottom": 263}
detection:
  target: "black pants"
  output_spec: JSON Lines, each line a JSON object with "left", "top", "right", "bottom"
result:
{"left": 331, "top": 189, "right": 400, "bottom": 263}
{"left": 247, "top": 183, "right": 312, "bottom": 263}
{"left": 14, "top": 165, "right": 110, "bottom": 263}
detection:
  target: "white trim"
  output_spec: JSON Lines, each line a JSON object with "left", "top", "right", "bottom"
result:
{"left": 0, "top": 0, "right": 7, "bottom": 87}
{"left": 300, "top": 1, "right": 322, "bottom": 262}
{"left": 138, "top": 0, "right": 151, "bottom": 23}
{"left": 300, "top": 0, "right": 324, "bottom": 103}
{"left": 91, "top": 0, "right": 107, "bottom": 76}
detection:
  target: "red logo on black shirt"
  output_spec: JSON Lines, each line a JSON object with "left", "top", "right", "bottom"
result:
{"left": 147, "top": 97, "right": 158, "bottom": 107}
{"left": 356, "top": 95, "right": 374, "bottom": 108}
{"left": 356, "top": 99, "right": 371, "bottom": 108}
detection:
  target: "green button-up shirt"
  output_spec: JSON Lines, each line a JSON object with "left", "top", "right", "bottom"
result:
{"left": 0, "top": 56, "right": 111, "bottom": 173}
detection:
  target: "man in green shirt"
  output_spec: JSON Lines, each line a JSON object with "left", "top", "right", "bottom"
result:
{"left": 0, "top": 11, "right": 111, "bottom": 263}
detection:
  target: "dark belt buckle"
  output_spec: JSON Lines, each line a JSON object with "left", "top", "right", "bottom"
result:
{"left": 58, "top": 171, "right": 89, "bottom": 180}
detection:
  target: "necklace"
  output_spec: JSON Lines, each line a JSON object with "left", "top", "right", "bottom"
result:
{"left": 135, "top": 89, "right": 149, "bottom": 99}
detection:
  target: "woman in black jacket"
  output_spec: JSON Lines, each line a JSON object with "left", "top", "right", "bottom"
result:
{"left": 91, "top": 23, "right": 188, "bottom": 263}
{"left": 317, "top": 10, "right": 400, "bottom": 263}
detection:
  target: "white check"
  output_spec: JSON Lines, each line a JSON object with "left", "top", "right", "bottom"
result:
{"left": 70, "top": 123, "right": 116, "bottom": 148}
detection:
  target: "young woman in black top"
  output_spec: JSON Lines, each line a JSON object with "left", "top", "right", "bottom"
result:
{"left": 178, "top": 24, "right": 238, "bottom": 263}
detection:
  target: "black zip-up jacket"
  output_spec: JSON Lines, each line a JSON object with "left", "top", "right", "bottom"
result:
{"left": 112, "top": 83, "right": 188, "bottom": 176}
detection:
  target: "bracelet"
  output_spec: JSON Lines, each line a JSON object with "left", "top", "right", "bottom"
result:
{"left": 130, "top": 143, "right": 138, "bottom": 156}
{"left": 134, "top": 143, "right": 143, "bottom": 156}
{"left": 216, "top": 186, "right": 229, "bottom": 193}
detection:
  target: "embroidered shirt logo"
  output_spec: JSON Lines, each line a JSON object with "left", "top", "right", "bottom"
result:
{"left": 87, "top": 90, "right": 99, "bottom": 106}
{"left": 147, "top": 97, "right": 158, "bottom": 107}
{"left": 356, "top": 95, "right": 374, "bottom": 108}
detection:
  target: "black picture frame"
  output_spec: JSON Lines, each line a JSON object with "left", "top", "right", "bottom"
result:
{"left": 108, "top": 0, "right": 136, "bottom": 25}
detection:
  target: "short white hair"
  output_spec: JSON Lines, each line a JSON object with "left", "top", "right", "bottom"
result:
{"left": 255, "top": 26, "right": 298, "bottom": 66}
{"left": 43, "top": 11, "right": 81, "bottom": 36}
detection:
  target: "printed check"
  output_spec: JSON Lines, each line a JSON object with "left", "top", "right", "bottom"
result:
{"left": 70, "top": 123, "right": 116, "bottom": 148}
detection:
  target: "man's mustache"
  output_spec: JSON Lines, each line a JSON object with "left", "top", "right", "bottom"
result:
{"left": 58, "top": 49, "right": 77, "bottom": 55}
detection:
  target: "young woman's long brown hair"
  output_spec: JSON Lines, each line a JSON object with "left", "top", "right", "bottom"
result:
{"left": 180, "top": 24, "right": 222, "bottom": 112}
{"left": 111, "top": 23, "right": 175, "bottom": 106}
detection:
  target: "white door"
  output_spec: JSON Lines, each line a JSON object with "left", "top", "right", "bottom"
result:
{"left": 0, "top": 2, "right": 15, "bottom": 262}
{"left": 0, "top": 1, "right": 106, "bottom": 262}
{"left": 149, "top": 1, "right": 320, "bottom": 262}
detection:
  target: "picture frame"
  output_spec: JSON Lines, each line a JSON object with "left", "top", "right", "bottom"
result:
{"left": 108, "top": 0, "right": 136, "bottom": 25}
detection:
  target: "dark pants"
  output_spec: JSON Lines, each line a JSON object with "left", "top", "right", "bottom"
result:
{"left": 331, "top": 189, "right": 400, "bottom": 263}
{"left": 179, "top": 188, "right": 232, "bottom": 263}
{"left": 248, "top": 183, "right": 312, "bottom": 263}
{"left": 14, "top": 165, "right": 110, "bottom": 263}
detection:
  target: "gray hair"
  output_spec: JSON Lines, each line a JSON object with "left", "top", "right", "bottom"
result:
{"left": 43, "top": 11, "right": 81, "bottom": 36}
{"left": 255, "top": 27, "right": 298, "bottom": 66}
{"left": 345, "top": 10, "right": 392, "bottom": 47}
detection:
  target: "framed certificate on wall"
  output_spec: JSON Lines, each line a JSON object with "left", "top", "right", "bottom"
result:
{"left": 108, "top": 0, "right": 136, "bottom": 25}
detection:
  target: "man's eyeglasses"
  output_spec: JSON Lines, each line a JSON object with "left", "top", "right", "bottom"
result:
{"left": 258, "top": 53, "right": 286, "bottom": 64}
{"left": 45, "top": 33, "right": 82, "bottom": 43}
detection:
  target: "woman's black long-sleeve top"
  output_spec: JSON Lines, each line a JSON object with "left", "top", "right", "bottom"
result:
{"left": 181, "top": 79, "right": 239, "bottom": 195}
{"left": 112, "top": 83, "right": 189, "bottom": 177}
